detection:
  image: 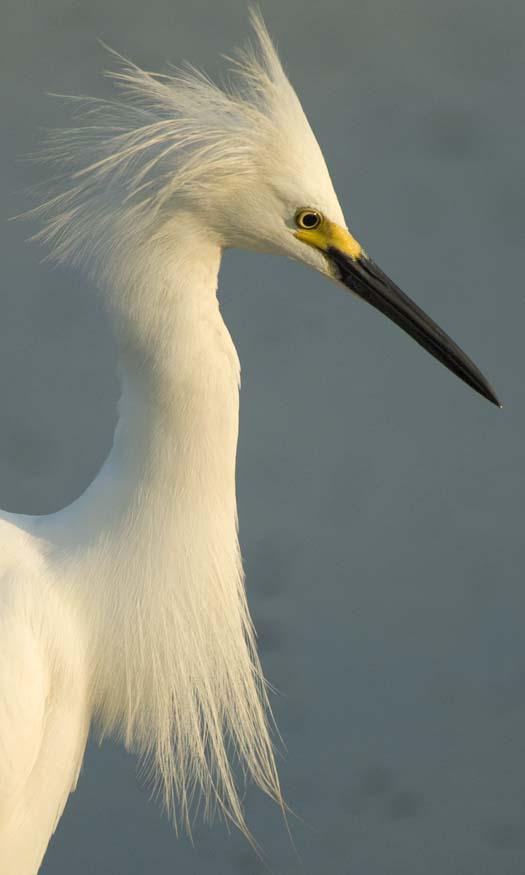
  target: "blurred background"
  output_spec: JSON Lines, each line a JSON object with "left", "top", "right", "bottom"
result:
{"left": 1, "top": 1, "right": 524, "bottom": 872}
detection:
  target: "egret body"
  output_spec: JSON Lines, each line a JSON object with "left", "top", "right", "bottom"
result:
{"left": 0, "top": 14, "right": 498, "bottom": 874}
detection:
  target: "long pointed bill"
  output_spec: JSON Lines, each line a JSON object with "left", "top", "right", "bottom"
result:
{"left": 295, "top": 220, "right": 500, "bottom": 407}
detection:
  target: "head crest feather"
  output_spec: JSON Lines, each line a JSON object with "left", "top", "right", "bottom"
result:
{"left": 27, "top": 11, "right": 319, "bottom": 275}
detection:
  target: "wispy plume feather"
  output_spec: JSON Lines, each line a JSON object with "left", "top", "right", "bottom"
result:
{"left": 26, "top": 10, "right": 302, "bottom": 277}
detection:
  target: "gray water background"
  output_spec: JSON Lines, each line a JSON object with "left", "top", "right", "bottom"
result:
{"left": 1, "top": 1, "right": 525, "bottom": 872}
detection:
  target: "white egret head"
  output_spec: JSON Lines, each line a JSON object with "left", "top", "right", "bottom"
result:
{"left": 32, "top": 10, "right": 498, "bottom": 405}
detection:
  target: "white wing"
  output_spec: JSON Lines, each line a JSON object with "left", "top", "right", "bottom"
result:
{"left": 0, "top": 523, "right": 89, "bottom": 875}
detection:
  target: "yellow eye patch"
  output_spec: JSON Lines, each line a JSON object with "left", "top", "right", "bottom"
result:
{"left": 294, "top": 215, "right": 363, "bottom": 261}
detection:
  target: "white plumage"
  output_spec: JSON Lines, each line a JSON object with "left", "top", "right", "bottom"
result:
{"left": 1, "top": 10, "right": 499, "bottom": 874}
{"left": 1, "top": 14, "right": 346, "bottom": 873}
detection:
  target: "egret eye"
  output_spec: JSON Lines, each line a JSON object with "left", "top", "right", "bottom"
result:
{"left": 295, "top": 209, "right": 322, "bottom": 230}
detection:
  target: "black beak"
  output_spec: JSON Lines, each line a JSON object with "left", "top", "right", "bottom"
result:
{"left": 328, "top": 248, "right": 500, "bottom": 407}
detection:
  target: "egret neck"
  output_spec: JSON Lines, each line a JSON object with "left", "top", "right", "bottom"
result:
{"left": 43, "top": 217, "right": 278, "bottom": 827}
{"left": 107, "top": 218, "right": 240, "bottom": 531}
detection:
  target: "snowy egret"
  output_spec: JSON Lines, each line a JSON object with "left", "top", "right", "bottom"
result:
{"left": 1, "top": 12, "right": 499, "bottom": 874}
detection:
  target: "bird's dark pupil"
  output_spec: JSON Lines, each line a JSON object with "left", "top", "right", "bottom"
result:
{"left": 302, "top": 213, "right": 318, "bottom": 227}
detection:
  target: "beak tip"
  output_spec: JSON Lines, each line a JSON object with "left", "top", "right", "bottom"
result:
{"left": 480, "top": 384, "right": 502, "bottom": 409}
